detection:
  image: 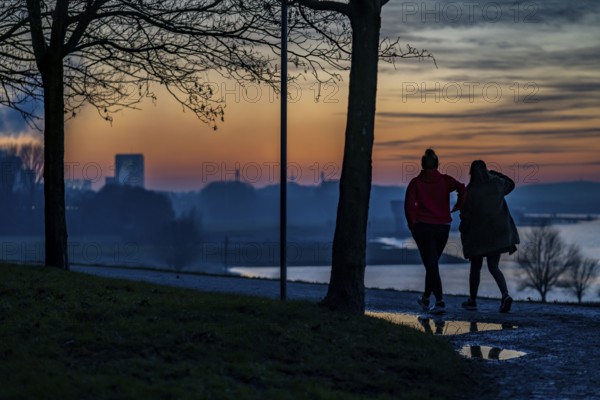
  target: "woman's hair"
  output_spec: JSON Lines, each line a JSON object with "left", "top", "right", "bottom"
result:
{"left": 469, "top": 160, "right": 490, "bottom": 185}
{"left": 421, "top": 148, "right": 439, "bottom": 170}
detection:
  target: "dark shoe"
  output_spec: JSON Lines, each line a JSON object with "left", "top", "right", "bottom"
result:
{"left": 429, "top": 301, "right": 446, "bottom": 315}
{"left": 500, "top": 295, "right": 513, "bottom": 313}
{"left": 461, "top": 298, "right": 478, "bottom": 311}
{"left": 417, "top": 296, "right": 430, "bottom": 311}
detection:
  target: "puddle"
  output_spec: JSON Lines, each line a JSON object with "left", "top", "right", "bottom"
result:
{"left": 459, "top": 345, "right": 527, "bottom": 360}
{"left": 366, "top": 311, "right": 518, "bottom": 336}
{"left": 367, "top": 312, "right": 525, "bottom": 361}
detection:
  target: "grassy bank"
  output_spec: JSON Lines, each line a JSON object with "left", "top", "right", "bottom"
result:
{"left": 0, "top": 263, "right": 473, "bottom": 399}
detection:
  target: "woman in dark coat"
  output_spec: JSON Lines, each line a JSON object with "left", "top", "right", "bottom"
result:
{"left": 459, "top": 160, "right": 519, "bottom": 313}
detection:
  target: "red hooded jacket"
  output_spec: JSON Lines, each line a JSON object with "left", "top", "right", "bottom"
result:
{"left": 404, "top": 169, "right": 466, "bottom": 229}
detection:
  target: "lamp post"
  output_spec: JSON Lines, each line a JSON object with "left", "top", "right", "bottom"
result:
{"left": 280, "top": 0, "right": 288, "bottom": 300}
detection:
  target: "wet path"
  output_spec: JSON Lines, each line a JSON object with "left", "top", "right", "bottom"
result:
{"left": 72, "top": 265, "right": 600, "bottom": 400}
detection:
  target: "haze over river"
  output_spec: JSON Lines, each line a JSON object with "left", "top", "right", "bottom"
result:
{"left": 231, "top": 220, "right": 600, "bottom": 303}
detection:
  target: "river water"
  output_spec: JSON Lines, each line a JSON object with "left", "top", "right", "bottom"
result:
{"left": 230, "top": 220, "right": 600, "bottom": 303}
{"left": 2, "top": 220, "right": 598, "bottom": 302}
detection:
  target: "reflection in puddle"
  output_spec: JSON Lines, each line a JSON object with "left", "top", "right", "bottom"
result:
{"left": 460, "top": 345, "right": 526, "bottom": 360}
{"left": 366, "top": 312, "right": 518, "bottom": 336}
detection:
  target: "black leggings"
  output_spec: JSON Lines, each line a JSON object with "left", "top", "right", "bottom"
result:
{"left": 412, "top": 223, "right": 450, "bottom": 302}
{"left": 469, "top": 252, "right": 509, "bottom": 299}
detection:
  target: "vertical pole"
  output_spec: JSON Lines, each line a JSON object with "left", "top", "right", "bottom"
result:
{"left": 280, "top": 0, "right": 288, "bottom": 300}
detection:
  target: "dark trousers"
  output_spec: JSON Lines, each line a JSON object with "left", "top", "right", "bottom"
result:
{"left": 412, "top": 223, "right": 450, "bottom": 302}
{"left": 469, "top": 252, "right": 509, "bottom": 299}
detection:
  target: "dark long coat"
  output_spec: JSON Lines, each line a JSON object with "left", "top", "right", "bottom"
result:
{"left": 459, "top": 171, "right": 520, "bottom": 259}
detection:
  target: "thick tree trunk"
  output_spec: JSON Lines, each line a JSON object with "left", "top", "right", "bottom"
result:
{"left": 320, "top": 3, "right": 381, "bottom": 314}
{"left": 42, "top": 62, "right": 69, "bottom": 270}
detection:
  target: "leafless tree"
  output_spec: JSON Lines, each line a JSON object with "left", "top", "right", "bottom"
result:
{"left": 560, "top": 257, "right": 599, "bottom": 304}
{"left": 517, "top": 226, "right": 580, "bottom": 303}
{"left": 0, "top": 1, "right": 277, "bottom": 269}
{"left": 156, "top": 211, "right": 202, "bottom": 274}
{"left": 276, "top": 0, "right": 436, "bottom": 313}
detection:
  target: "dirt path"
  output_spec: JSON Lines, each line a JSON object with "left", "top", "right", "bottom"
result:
{"left": 367, "top": 293, "right": 600, "bottom": 400}
{"left": 442, "top": 300, "right": 600, "bottom": 400}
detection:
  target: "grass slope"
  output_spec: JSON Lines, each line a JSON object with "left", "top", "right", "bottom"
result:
{"left": 0, "top": 264, "right": 472, "bottom": 399}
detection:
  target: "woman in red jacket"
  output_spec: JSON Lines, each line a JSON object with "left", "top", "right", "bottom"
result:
{"left": 404, "top": 149, "right": 466, "bottom": 314}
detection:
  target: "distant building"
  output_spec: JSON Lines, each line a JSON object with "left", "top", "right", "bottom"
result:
{"left": 0, "top": 150, "right": 22, "bottom": 193}
{"left": 115, "top": 154, "right": 144, "bottom": 187}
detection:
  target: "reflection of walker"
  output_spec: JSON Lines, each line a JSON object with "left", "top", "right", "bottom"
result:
{"left": 464, "top": 346, "right": 501, "bottom": 360}
{"left": 460, "top": 345, "right": 526, "bottom": 361}
{"left": 417, "top": 316, "right": 446, "bottom": 335}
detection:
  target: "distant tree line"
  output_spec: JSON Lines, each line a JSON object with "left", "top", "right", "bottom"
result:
{"left": 69, "top": 185, "right": 202, "bottom": 272}
{"left": 0, "top": 162, "right": 202, "bottom": 272}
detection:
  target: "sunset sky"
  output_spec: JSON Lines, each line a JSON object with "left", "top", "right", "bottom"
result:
{"left": 1, "top": 0, "right": 599, "bottom": 191}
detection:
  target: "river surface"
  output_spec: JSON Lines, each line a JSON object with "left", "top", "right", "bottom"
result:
{"left": 230, "top": 220, "right": 600, "bottom": 303}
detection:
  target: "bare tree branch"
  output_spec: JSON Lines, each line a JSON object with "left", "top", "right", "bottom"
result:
{"left": 2, "top": 1, "right": 281, "bottom": 130}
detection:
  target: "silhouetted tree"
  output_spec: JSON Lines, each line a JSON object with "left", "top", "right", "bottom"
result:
{"left": 200, "top": 181, "right": 259, "bottom": 231}
{"left": 283, "top": 0, "right": 435, "bottom": 313}
{"left": 156, "top": 211, "right": 202, "bottom": 273}
{"left": 560, "top": 256, "right": 599, "bottom": 304}
{"left": 0, "top": 1, "right": 275, "bottom": 269}
{"left": 517, "top": 226, "right": 580, "bottom": 303}
{"left": 79, "top": 184, "right": 174, "bottom": 240}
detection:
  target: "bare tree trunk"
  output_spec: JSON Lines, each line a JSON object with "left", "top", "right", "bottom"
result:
{"left": 320, "top": 3, "right": 381, "bottom": 314}
{"left": 26, "top": 0, "right": 69, "bottom": 269}
{"left": 42, "top": 61, "right": 69, "bottom": 270}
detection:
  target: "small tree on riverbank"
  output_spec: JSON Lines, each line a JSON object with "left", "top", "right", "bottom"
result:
{"left": 517, "top": 226, "right": 580, "bottom": 302}
{"left": 560, "top": 257, "right": 599, "bottom": 304}
{"left": 157, "top": 212, "right": 202, "bottom": 274}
